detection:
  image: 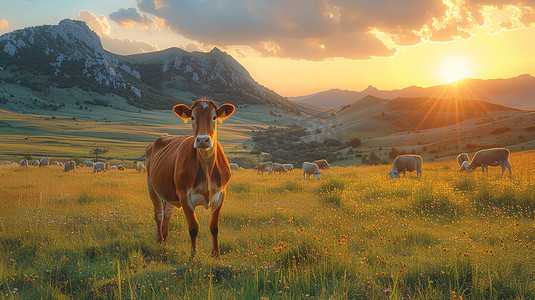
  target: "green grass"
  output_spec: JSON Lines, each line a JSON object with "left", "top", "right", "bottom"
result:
{"left": 0, "top": 151, "right": 534, "bottom": 298}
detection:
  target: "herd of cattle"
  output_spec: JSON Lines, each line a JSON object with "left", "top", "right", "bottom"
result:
{"left": 1, "top": 157, "right": 147, "bottom": 173}
{"left": 246, "top": 147, "right": 512, "bottom": 180}
{"left": 1, "top": 148, "right": 512, "bottom": 179}
{"left": 253, "top": 159, "right": 331, "bottom": 179}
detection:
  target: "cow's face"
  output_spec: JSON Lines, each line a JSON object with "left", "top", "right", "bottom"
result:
{"left": 174, "top": 100, "right": 235, "bottom": 149}
{"left": 315, "top": 171, "right": 322, "bottom": 180}
{"left": 389, "top": 170, "right": 399, "bottom": 179}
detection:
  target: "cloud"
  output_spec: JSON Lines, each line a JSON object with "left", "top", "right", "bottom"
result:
{"left": 0, "top": 19, "right": 10, "bottom": 34}
{"left": 76, "top": 10, "right": 159, "bottom": 55}
{"left": 135, "top": 0, "right": 535, "bottom": 60}
{"left": 109, "top": 7, "right": 152, "bottom": 30}
{"left": 76, "top": 10, "right": 111, "bottom": 37}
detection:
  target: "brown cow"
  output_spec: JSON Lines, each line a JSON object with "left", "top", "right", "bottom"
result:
{"left": 313, "top": 159, "right": 331, "bottom": 170}
{"left": 272, "top": 163, "right": 288, "bottom": 173}
{"left": 257, "top": 161, "right": 273, "bottom": 175}
{"left": 145, "top": 99, "right": 235, "bottom": 258}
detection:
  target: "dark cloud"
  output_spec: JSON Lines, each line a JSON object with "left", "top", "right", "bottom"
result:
{"left": 109, "top": 7, "right": 152, "bottom": 29}
{"left": 135, "top": 0, "right": 535, "bottom": 60}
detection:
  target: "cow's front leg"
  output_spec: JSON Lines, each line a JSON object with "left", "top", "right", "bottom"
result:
{"left": 209, "top": 190, "right": 225, "bottom": 258}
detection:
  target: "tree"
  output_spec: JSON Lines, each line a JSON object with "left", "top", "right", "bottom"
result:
{"left": 72, "top": 155, "right": 83, "bottom": 166}
{"left": 90, "top": 148, "right": 109, "bottom": 162}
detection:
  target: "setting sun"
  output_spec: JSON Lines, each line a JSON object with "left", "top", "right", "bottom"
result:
{"left": 439, "top": 57, "right": 472, "bottom": 83}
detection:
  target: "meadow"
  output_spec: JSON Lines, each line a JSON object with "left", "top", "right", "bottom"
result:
{"left": 0, "top": 151, "right": 534, "bottom": 299}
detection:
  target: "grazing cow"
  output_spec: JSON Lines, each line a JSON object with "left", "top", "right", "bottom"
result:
{"left": 145, "top": 99, "right": 235, "bottom": 257}
{"left": 229, "top": 163, "right": 239, "bottom": 170}
{"left": 85, "top": 161, "right": 94, "bottom": 167}
{"left": 118, "top": 165, "right": 125, "bottom": 171}
{"left": 19, "top": 159, "right": 28, "bottom": 167}
{"left": 93, "top": 162, "right": 110, "bottom": 173}
{"left": 110, "top": 165, "right": 118, "bottom": 170}
{"left": 390, "top": 155, "right": 423, "bottom": 178}
{"left": 272, "top": 163, "right": 288, "bottom": 173}
{"left": 303, "top": 162, "right": 322, "bottom": 180}
{"left": 31, "top": 159, "right": 39, "bottom": 166}
{"left": 63, "top": 161, "right": 75, "bottom": 172}
{"left": 457, "top": 153, "right": 469, "bottom": 166}
{"left": 257, "top": 161, "right": 273, "bottom": 175}
{"left": 467, "top": 148, "right": 512, "bottom": 176}
{"left": 136, "top": 162, "right": 146, "bottom": 172}
{"left": 313, "top": 159, "right": 331, "bottom": 170}
{"left": 283, "top": 164, "right": 294, "bottom": 171}
{"left": 39, "top": 157, "right": 49, "bottom": 167}
{"left": 1, "top": 161, "right": 11, "bottom": 166}
{"left": 459, "top": 161, "right": 470, "bottom": 173}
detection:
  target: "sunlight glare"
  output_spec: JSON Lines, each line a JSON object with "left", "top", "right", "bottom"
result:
{"left": 439, "top": 57, "right": 472, "bottom": 83}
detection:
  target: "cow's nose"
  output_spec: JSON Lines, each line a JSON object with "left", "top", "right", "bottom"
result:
{"left": 197, "top": 136, "right": 209, "bottom": 143}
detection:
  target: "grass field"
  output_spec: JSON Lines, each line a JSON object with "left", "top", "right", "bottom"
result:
{"left": 1, "top": 151, "right": 534, "bottom": 299}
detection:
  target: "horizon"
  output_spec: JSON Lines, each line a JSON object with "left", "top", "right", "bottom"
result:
{"left": 2, "top": 1, "right": 535, "bottom": 97}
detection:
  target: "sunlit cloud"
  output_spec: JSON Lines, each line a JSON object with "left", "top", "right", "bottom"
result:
{"left": 76, "top": 10, "right": 159, "bottom": 55}
{"left": 0, "top": 19, "right": 9, "bottom": 34}
{"left": 132, "top": 0, "right": 535, "bottom": 60}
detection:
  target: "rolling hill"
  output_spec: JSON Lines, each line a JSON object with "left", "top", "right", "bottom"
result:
{"left": 294, "top": 75, "right": 535, "bottom": 110}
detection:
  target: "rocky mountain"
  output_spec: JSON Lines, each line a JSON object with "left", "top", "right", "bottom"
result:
{"left": 293, "top": 75, "right": 535, "bottom": 110}
{"left": 0, "top": 19, "right": 297, "bottom": 111}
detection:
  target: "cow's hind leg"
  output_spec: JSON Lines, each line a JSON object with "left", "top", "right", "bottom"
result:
{"left": 148, "top": 179, "right": 164, "bottom": 243}
{"left": 161, "top": 202, "right": 175, "bottom": 242}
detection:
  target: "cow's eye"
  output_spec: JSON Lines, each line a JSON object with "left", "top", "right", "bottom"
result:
{"left": 212, "top": 116, "right": 217, "bottom": 120}
{"left": 191, "top": 116, "right": 195, "bottom": 120}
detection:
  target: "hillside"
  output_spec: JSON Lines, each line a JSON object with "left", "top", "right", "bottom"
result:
{"left": 302, "top": 95, "right": 535, "bottom": 162}
{"left": 0, "top": 19, "right": 298, "bottom": 112}
{"left": 294, "top": 74, "right": 535, "bottom": 109}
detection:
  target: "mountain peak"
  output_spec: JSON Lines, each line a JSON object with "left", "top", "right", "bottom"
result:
{"left": 362, "top": 85, "right": 379, "bottom": 93}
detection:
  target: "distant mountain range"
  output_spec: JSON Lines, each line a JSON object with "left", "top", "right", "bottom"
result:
{"left": 0, "top": 19, "right": 296, "bottom": 111}
{"left": 293, "top": 75, "right": 535, "bottom": 110}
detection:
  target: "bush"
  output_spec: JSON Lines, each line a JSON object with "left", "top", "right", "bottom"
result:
{"left": 348, "top": 138, "right": 361, "bottom": 148}
{"left": 490, "top": 126, "right": 510, "bottom": 135}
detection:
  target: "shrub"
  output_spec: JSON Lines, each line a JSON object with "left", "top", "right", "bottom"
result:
{"left": 349, "top": 138, "right": 361, "bottom": 148}
{"left": 490, "top": 126, "right": 510, "bottom": 135}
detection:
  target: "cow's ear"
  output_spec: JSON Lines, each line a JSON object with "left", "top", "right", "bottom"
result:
{"left": 216, "top": 104, "right": 235, "bottom": 123}
{"left": 173, "top": 104, "right": 192, "bottom": 123}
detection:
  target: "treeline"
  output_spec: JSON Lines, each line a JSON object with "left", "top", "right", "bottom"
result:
{"left": 252, "top": 125, "right": 351, "bottom": 166}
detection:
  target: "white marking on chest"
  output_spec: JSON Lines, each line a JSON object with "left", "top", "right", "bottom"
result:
{"left": 187, "top": 188, "right": 208, "bottom": 210}
{"left": 209, "top": 187, "right": 223, "bottom": 209}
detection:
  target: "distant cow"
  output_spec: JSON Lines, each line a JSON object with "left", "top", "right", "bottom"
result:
{"left": 303, "top": 162, "right": 321, "bottom": 180}
{"left": 390, "top": 155, "right": 423, "bottom": 178}
{"left": 84, "top": 161, "right": 94, "bottom": 167}
{"left": 272, "top": 163, "right": 288, "bottom": 173}
{"left": 93, "top": 162, "right": 110, "bottom": 173}
{"left": 145, "top": 99, "right": 235, "bottom": 257}
{"left": 110, "top": 165, "right": 118, "bottom": 170}
{"left": 118, "top": 165, "right": 125, "bottom": 171}
{"left": 31, "top": 159, "right": 39, "bottom": 166}
{"left": 313, "top": 159, "right": 331, "bottom": 170}
{"left": 39, "top": 157, "right": 49, "bottom": 167}
{"left": 19, "top": 159, "right": 28, "bottom": 167}
{"left": 467, "top": 148, "right": 512, "bottom": 176}
{"left": 63, "top": 161, "right": 75, "bottom": 172}
{"left": 136, "top": 162, "right": 146, "bottom": 172}
{"left": 257, "top": 161, "right": 273, "bottom": 175}
{"left": 229, "top": 163, "right": 239, "bottom": 170}
{"left": 283, "top": 164, "right": 294, "bottom": 171}
{"left": 457, "top": 153, "right": 469, "bottom": 166}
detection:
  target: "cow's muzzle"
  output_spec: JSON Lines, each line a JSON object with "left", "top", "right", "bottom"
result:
{"left": 194, "top": 135, "right": 213, "bottom": 148}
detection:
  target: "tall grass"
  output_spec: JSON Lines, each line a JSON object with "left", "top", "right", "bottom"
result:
{"left": 0, "top": 152, "right": 534, "bottom": 298}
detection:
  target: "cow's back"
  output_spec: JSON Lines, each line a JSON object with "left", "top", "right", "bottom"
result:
{"left": 473, "top": 148, "right": 509, "bottom": 165}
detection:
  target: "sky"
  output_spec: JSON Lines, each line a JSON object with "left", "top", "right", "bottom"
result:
{"left": 1, "top": 0, "right": 535, "bottom": 97}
